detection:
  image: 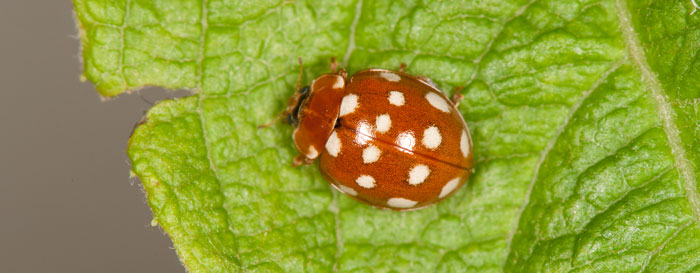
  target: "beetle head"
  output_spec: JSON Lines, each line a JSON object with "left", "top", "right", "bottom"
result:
{"left": 287, "top": 86, "right": 310, "bottom": 127}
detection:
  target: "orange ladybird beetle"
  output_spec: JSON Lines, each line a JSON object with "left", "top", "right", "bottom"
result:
{"left": 262, "top": 58, "right": 474, "bottom": 210}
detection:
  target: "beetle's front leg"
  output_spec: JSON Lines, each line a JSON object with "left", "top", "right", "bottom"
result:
{"left": 293, "top": 154, "right": 315, "bottom": 167}
{"left": 451, "top": 86, "right": 464, "bottom": 107}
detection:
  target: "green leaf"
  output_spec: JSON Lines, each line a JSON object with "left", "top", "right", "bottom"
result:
{"left": 75, "top": 0, "right": 700, "bottom": 271}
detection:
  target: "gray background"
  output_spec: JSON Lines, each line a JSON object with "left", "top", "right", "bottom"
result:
{"left": 1, "top": 1, "right": 188, "bottom": 272}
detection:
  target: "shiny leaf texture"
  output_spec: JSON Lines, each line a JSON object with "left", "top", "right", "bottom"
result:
{"left": 74, "top": 0, "right": 700, "bottom": 272}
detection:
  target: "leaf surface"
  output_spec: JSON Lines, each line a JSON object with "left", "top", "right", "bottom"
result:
{"left": 74, "top": 0, "right": 700, "bottom": 271}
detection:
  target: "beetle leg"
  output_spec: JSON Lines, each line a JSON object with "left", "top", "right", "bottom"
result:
{"left": 293, "top": 154, "right": 305, "bottom": 166}
{"left": 330, "top": 57, "right": 338, "bottom": 73}
{"left": 338, "top": 68, "right": 348, "bottom": 79}
{"left": 293, "top": 154, "right": 315, "bottom": 167}
{"left": 399, "top": 63, "right": 406, "bottom": 73}
{"left": 451, "top": 86, "right": 465, "bottom": 106}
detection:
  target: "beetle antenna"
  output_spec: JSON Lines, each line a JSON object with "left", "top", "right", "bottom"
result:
{"left": 258, "top": 90, "right": 300, "bottom": 129}
{"left": 258, "top": 58, "right": 304, "bottom": 130}
{"left": 257, "top": 114, "right": 283, "bottom": 129}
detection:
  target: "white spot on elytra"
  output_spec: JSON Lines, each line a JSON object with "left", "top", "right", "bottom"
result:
{"left": 362, "top": 145, "right": 381, "bottom": 164}
{"left": 426, "top": 92, "right": 450, "bottom": 113}
{"left": 375, "top": 114, "right": 391, "bottom": 133}
{"left": 355, "top": 175, "right": 376, "bottom": 188}
{"left": 388, "top": 91, "right": 405, "bottom": 106}
{"left": 387, "top": 197, "right": 417, "bottom": 208}
{"left": 307, "top": 145, "right": 319, "bottom": 158}
{"left": 339, "top": 94, "right": 358, "bottom": 117}
{"left": 332, "top": 77, "right": 344, "bottom": 89}
{"left": 396, "top": 131, "right": 415, "bottom": 153}
{"left": 337, "top": 184, "right": 357, "bottom": 196}
{"left": 380, "top": 72, "right": 401, "bottom": 82}
{"left": 439, "top": 178, "right": 460, "bottom": 198}
{"left": 325, "top": 131, "right": 341, "bottom": 157}
{"left": 408, "top": 164, "right": 430, "bottom": 185}
{"left": 460, "top": 130, "right": 470, "bottom": 157}
{"left": 355, "top": 122, "right": 374, "bottom": 145}
{"left": 422, "top": 126, "right": 442, "bottom": 150}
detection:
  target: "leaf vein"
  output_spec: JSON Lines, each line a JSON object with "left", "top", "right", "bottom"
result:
{"left": 502, "top": 56, "right": 626, "bottom": 268}
{"left": 118, "top": 0, "right": 131, "bottom": 91}
{"left": 616, "top": 0, "right": 700, "bottom": 228}
{"left": 189, "top": 1, "right": 240, "bottom": 268}
{"left": 341, "top": 0, "right": 363, "bottom": 67}
{"left": 464, "top": 0, "right": 538, "bottom": 88}
{"left": 637, "top": 221, "right": 692, "bottom": 273}
{"left": 332, "top": 190, "right": 343, "bottom": 273}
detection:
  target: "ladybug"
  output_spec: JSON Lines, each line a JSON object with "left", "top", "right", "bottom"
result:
{"left": 262, "top": 58, "right": 474, "bottom": 210}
